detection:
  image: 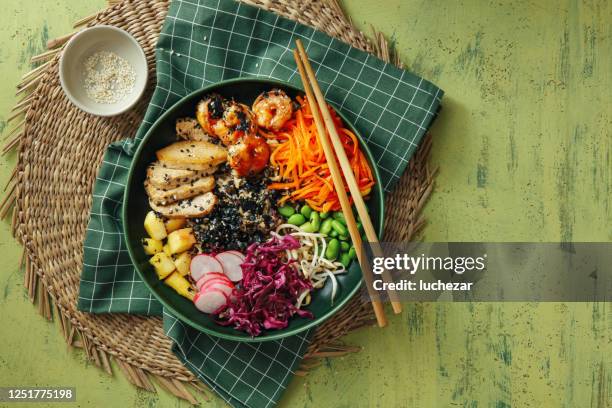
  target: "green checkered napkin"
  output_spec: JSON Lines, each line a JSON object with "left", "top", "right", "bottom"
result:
{"left": 78, "top": 0, "right": 443, "bottom": 406}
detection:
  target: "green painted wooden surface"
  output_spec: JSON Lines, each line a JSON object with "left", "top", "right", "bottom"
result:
{"left": 0, "top": 0, "right": 609, "bottom": 407}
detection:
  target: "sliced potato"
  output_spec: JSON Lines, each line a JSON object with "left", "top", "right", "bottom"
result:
{"left": 165, "top": 218, "right": 187, "bottom": 233}
{"left": 174, "top": 252, "right": 192, "bottom": 276}
{"left": 144, "top": 211, "right": 167, "bottom": 240}
{"left": 163, "top": 243, "right": 172, "bottom": 257}
{"left": 149, "top": 252, "right": 175, "bottom": 279}
{"left": 164, "top": 272, "right": 196, "bottom": 300}
{"left": 142, "top": 238, "right": 163, "bottom": 255}
{"left": 167, "top": 228, "right": 196, "bottom": 254}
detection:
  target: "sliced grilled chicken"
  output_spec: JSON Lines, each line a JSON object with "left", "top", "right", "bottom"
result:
{"left": 146, "top": 162, "right": 216, "bottom": 189}
{"left": 176, "top": 118, "right": 211, "bottom": 142}
{"left": 156, "top": 141, "right": 227, "bottom": 168}
{"left": 158, "top": 162, "right": 221, "bottom": 172}
{"left": 149, "top": 192, "right": 217, "bottom": 219}
{"left": 145, "top": 176, "right": 215, "bottom": 205}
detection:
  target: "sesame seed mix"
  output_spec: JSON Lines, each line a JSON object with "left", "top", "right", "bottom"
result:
{"left": 188, "top": 167, "right": 281, "bottom": 251}
{"left": 82, "top": 50, "right": 136, "bottom": 104}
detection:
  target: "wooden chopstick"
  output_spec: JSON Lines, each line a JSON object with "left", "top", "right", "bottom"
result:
{"left": 292, "top": 48, "right": 387, "bottom": 328}
{"left": 293, "top": 53, "right": 387, "bottom": 328}
{"left": 295, "top": 39, "right": 403, "bottom": 315}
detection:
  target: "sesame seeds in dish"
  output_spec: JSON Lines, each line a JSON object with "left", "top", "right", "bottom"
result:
{"left": 82, "top": 50, "right": 136, "bottom": 104}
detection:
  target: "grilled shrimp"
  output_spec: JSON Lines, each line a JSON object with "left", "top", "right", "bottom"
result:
{"left": 216, "top": 102, "right": 257, "bottom": 145}
{"left": 228, "top": 135, "right": 270, "bottom": 176}
{"left": 196, "top": 94, "right": 226, "bottom": 137}
{"left": 252, "top": 89, "right": 293, "bottom": 131}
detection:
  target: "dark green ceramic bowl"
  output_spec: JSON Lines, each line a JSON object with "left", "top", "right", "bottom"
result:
{"left": 124, "top": 78, "right": 384, "bottom": 342}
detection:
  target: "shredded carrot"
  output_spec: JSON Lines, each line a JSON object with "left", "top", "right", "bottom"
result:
{"left": 266, "top": 96, "right": 375, "bottom": 212}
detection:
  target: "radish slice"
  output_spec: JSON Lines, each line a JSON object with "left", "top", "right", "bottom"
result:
{"left": 197, "top": 276, "right": 233, "bottom": 291}
{"left": 226, "top": 250, "right": 246, "bottom": 261}
{"left": 196, "top": 273, "right": 232, "bottom": 290}
{"left": 191, "top": 255, "right": 223, "bottom": 281}
{"left": 201, "top": 281, "right": 234, "bottom": 299}
{"left": 196, "top": 277, "right": 229, "bottom": 291}
{"left": 215, "top": 252, "right": 244, "bottom": 282}
{"left": 193, "top": 289, "right": 228, "bottom": 314}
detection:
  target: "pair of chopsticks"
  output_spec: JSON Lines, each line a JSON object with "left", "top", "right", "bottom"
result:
{"left": 293, "top": 40, "right": 402, "bottom": 328}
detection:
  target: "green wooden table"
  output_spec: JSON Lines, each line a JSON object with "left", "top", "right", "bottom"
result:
{"left": 0, "top": 1, "right": 609, "bottom": 407}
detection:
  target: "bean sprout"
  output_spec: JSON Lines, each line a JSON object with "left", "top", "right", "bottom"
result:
{"left": 275, "top": 224, "right": 346, "bottom": 306}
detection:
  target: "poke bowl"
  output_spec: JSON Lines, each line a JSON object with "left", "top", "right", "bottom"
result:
{"left": 124, "top": 78, "right": 383, "bottom": 342}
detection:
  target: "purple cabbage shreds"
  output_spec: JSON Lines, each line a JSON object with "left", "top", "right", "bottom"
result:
{"left": 215, "top": 235, "right": 313, "bottom": 336}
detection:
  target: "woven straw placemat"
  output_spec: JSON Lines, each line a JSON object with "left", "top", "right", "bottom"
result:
{"left": 1, "top": 0, "right": 435, "bottom": 402}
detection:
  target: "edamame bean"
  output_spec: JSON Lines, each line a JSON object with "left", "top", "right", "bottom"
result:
{"left": 278, "top": 205, "right": 295, "bottom": 218}
{"left": 287, "top": 214, "right": 306, "bottom": 226}
{"left": 331, "top": 220, "right": 347, "bottom": 236}
{"left": 356, "top": 221, "right": 363, "bottom": 234}
{"left": 309, "top": 212, "right": 321, "bottom": 231}
{"left": 325, "top": 239, "right": 340, "bottom": 260}
{"left": 319, "top": 218, "right": 333, "bottom": 235}
{"left": 320, "top": 211, "right": 330, "bottom": 219}
{"left": 338, "top": 234, "right": 349, "bottom": 241}
{"left": 300, "top": 204, "right": 312, "bottom": 218}
{"left": 340, "top": 241, "right": 350, "bottom": 252}
{"left": 339, "top": 252, "right": 351, "bottom": 268}
{"left": 332, "top": 211, "right": 346, "bottom": 224}
{"left": 348, "top": 246, "right": 356, "bottom": 260}
{"left": 330, "top": 230, "right": 338, "bottom": 238}
{"left": 300, "top": 222, "right": 316, "bottom": 233}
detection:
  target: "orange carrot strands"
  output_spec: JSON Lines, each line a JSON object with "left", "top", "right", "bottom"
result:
{"left": 265, "top": 96, "right": 375, "bottom": 211}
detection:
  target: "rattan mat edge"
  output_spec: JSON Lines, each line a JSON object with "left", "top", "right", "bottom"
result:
{"left": 1, "top": 0, "right": 436, "bottom": 403}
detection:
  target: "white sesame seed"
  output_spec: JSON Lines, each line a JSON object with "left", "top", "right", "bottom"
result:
{"left": 82, "top": 50, "right": 136, "bottom": 104}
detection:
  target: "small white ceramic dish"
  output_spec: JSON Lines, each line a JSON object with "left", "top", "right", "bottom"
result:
{"left": 59, "top": 25, "right": 148, "bottom": 116}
